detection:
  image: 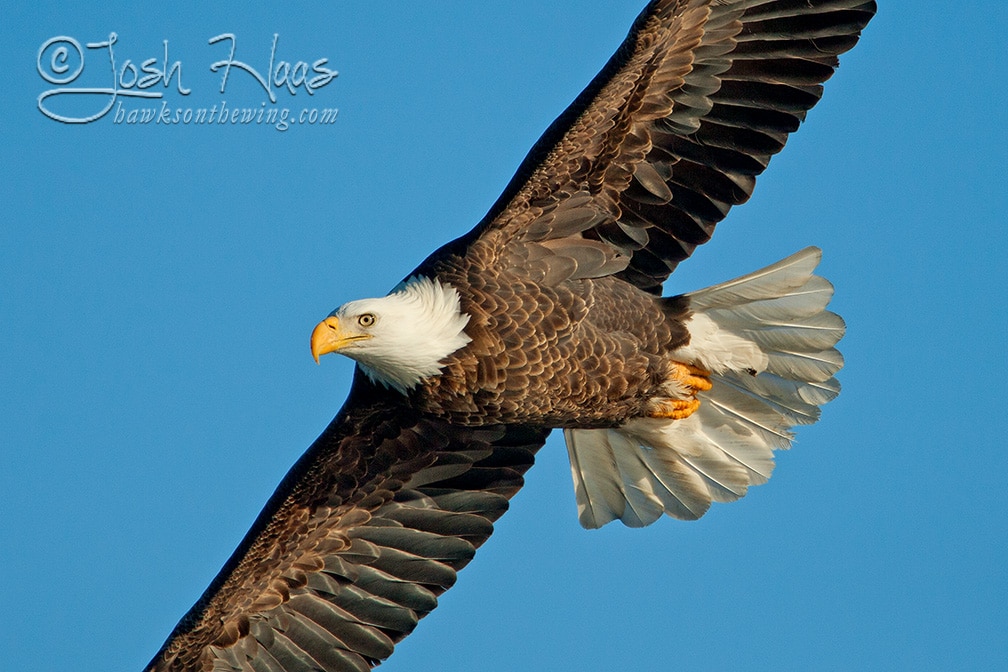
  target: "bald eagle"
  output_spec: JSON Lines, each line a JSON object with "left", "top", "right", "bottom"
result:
{"left": 147, "top": 1, "right": 875, "bottom": 670}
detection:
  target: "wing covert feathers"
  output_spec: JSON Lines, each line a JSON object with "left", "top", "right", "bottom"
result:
{"left": 460, "top": 0, "right": 875, "bottom": 293}
{"left": 146, "top": 381, "right": 548, "bottom": 672}
{"left": 566, "top": 248, "right": 844, "bottom": 529}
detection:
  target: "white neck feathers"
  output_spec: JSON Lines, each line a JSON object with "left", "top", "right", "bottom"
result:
{"left": 344, "top": 277, "right": 472, "bottom": 393}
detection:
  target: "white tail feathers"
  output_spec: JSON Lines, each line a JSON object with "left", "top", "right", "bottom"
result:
{"left": 566, "top": 247, "right": 844, "bottom": 529}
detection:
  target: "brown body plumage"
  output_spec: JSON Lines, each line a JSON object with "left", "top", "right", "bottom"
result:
{"left": 417, "top": 248, "right": 691, "bottom": 426}
{"left": 147, "top": 2, "right": 874, "bottom": 670}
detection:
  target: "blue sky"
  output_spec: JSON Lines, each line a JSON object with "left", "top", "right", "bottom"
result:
{"left": 3, "top": 2, "right": 1006, "bottom": 670}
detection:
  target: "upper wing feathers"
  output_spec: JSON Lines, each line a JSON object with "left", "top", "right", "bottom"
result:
{"left": 452, "top": 0, "right": 874, "bottom": 293}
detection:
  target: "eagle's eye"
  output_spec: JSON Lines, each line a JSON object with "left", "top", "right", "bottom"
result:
{"left": 358, "top": 313, "right": 376, "bottom": 328}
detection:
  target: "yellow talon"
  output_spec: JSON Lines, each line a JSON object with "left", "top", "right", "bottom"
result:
{"left": 648, "top": 397, "right": 701, "bottom": 420}
{"left": 684, "top": 373, "right": 713, "bottom": 392}
{"left": 646, "top": 361, "right": 713, "bottom": 421}
{"left": 669, "top": 398, "right": 700, "bottom": 419}
{"left": 670, "top": 361, "right": 713, "bottom": 392}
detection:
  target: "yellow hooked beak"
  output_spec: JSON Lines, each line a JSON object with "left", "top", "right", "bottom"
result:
{"left": 310, "top": 316, "right": 363, "bottom": 364}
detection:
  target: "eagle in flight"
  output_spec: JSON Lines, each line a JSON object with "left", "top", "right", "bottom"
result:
{"left": 147, "top": 1, "right": 875, "bottom": 670}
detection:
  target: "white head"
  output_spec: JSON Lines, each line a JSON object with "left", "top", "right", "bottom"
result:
{"left": 310, "top": 276, "right": 472, "bottom": 393}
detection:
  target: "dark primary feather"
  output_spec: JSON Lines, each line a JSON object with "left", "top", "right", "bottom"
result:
{"left": 147, "top": 1, "right": 874, "bottom": 670}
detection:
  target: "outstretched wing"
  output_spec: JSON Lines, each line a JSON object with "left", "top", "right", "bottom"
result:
{"left": 146, "top": 373, "right": 549, "bottom": 672}
{"left": 449, "top": 0, "right": 875, "bottom": 293}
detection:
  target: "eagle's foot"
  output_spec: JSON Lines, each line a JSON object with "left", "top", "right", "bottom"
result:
{"left": 649, "top": 397, "right": 701, "bottom": 420}
{"left": 648, "top": 362, "right": 712, "bottom": 420}
{"left": 670, "top": 361, "right": 713, "bottom": 393}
